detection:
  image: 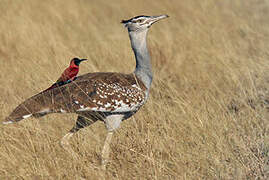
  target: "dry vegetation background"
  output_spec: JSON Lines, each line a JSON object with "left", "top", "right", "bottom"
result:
{"left": 0, "top": 0, "right": 268, "bottom": 179}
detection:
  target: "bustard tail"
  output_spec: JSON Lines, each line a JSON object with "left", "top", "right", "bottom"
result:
{"left": 4, "top": 91, "right": 56, "bottom": 124}
{"left": 3, "top": 80, "right": 80, "bottom": 124}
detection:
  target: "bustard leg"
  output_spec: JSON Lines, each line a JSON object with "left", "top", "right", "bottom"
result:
{"left": 101, "top": 131, "right": 114, "bottom": 169}
{"left": 60, "top": 115, "right": 97, "bottom": 158}
{"left": 60, "top": 132, "right": 77, "bottom": 159}
{"left": 101, "top": 114, "right": 123, "bottom": 169}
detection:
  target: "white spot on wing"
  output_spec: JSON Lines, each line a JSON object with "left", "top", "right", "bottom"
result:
{"left": 77, "top": 107, "right": 92, "bottom": 112}
{"left": 23, "top": 114, "right": 32, "bottom": 119}
{"left": 3, "top": 121, "right": 14, "bottom": 125}
{"left": 97, "top": 101, "right": 103, "bottom": 105}
{"left": 132, "top": 84, "right": 139, "bottom": 88}
{"left": 38, "top": 108, "right": 51, "bottom": 113}
{"left": 104, "top": 103, "right": 111, "bottom": 108}
{"left": 91, "top": 107, "right": 98, "bottom": 111}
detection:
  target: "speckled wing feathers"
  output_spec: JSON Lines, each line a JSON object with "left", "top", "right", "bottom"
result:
{"left": 5, "top": 72, "right": 147, "bottom": 122}
{"left": 68, "top": 72, "right": 147, "bottom": 112}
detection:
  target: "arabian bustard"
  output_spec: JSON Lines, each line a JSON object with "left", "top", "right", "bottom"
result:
{"left": 3, "top": 14, "right": 169, "bottom": 167}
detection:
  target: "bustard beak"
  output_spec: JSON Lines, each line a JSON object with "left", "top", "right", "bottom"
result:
{"left": 149, "top": 14, "right": 169, "bottom": 24}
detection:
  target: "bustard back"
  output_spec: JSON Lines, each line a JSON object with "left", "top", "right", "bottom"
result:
{"left": 3, "top": 14, "right": 169, "bottom": 168}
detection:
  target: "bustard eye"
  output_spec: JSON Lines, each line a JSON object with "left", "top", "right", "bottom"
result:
{"left": 133, "top": 19, "right": 143, "bottom": 23}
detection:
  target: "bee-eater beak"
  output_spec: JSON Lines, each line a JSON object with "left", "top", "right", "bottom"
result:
{"left": 80, "top": 59, "right": 87, "bottom": 62}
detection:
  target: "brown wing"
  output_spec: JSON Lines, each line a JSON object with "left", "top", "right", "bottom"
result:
{"left": 51, "top": 72, "right": 147, "bottom": 113}
{"left": 5, "top": 72, "right": 147, "bottom": 122}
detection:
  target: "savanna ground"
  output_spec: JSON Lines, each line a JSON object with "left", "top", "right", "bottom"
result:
{"left": 0, "top": 0, "right": 268, "bottom": 179}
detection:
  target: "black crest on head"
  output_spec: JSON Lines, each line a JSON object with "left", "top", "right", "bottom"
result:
{"left": 121, "top": 15, "right": 149, "bottom": 24}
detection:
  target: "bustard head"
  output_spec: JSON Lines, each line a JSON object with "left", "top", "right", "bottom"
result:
{"left": 121, "top": 15, "right": 169, "bottom": 32}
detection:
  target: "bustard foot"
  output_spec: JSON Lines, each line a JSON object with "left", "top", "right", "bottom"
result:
{"left": 60, "top": 132, "right": 78, "bottom": 159}
{"left": 101, "top": 132, "right": 113, "bottom": 170}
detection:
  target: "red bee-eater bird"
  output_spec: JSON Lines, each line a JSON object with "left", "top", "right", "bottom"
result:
{"left": 45, "top": 57, "right": 87, "bottom": 91}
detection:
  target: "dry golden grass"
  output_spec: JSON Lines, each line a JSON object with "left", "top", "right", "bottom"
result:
{"left": 0, "top": 0, "right": 268, "bottom": 179}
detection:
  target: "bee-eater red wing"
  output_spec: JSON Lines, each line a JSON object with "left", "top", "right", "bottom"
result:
{"left": 45, "top": 58, "right": 87, "bottom": 91}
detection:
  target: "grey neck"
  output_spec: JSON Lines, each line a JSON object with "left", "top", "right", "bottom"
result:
{"left": 129, "top": 30, "right": 153, "bottom": 90}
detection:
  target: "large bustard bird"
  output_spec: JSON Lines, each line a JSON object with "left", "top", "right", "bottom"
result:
{"left": 3, "top": 14, "right": 169, "bottom": 167}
